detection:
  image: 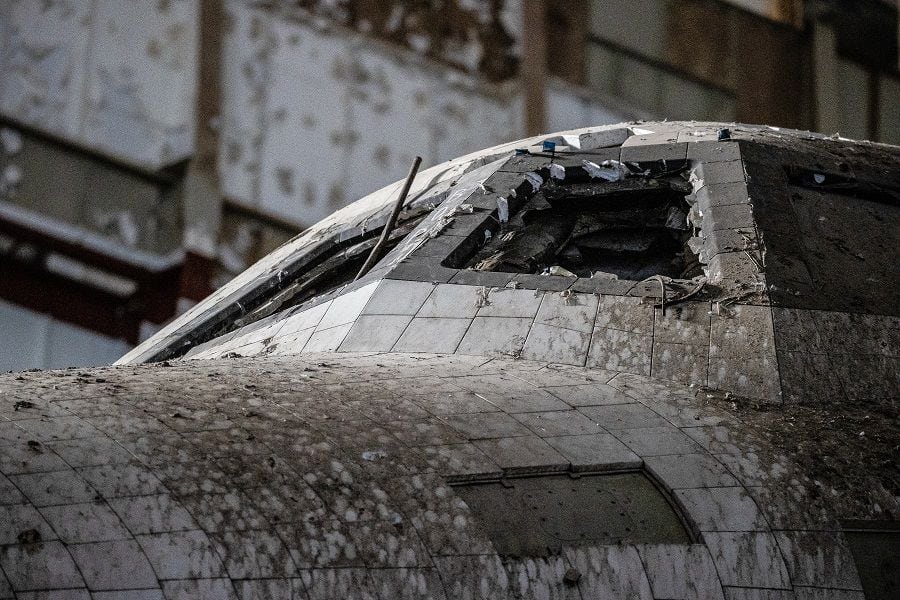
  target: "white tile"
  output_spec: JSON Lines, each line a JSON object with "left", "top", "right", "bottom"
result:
{"left": 534, "top": 291, "right": 599, "bottom": 333}
{"left": 316, "top": 282, "right": 378, "bottom": 330}
{"left": 339, "top": 315, "right": 412, "bottom": 352}
{"left": 303, "top": 323, "right": 353, "bottom": 353}
{"left": 393, "top": 318, "right": 472, "bottom": 354}
{"left": 278, "top": 301, "right": 332, "bottom": 337}
{"left": 417, "top": 284, "right": 481, "bottom": 318}
{"left": 475, "top": 287, "right": 543, "bottom": 318}
{"left": 457, "top": 317, "right": 532, "bottom": 357}
{"left": 269, "top": 327, "right": 317, "bottom": 356}
{"left": 521, "top": 323, "right": 591, "bottom": 365}
{"left": 362, "top": 280, "right": 435, "bottom": 315}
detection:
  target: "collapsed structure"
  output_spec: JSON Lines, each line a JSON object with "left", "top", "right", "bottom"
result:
{"left": 0, "top": 122, "right": 897, "bottom": 599}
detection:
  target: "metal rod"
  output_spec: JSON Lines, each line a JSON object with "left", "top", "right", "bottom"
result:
{"left": 354, "top": 156, "right": 422, "bottom": 281}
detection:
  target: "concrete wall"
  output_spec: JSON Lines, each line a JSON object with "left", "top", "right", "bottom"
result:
{"left": 0, "top": 298, "right": 130, "bottom": 372}
{"left": 0, "top": 0, "right": 198, "bottom": 169}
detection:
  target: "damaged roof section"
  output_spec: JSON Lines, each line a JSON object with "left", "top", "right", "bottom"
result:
{"left": 461, "top": 161, "right": 700, "bottom": 282}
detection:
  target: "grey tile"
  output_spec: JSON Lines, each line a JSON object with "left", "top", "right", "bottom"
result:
{"left": 596, "top": 295, "right": 654, "bottom": 333}
{"left": 521, "top": 323, "right": 591, "bottom": 366}
{"left": 316, "top": 282, "right": 378, "bottom": 330}
{"left": 544, "top": 383, "right": 635, "bottom": 406}
{"left": 587, "top": 328, "right": 652, "bottom": 375}
{"left": 0, "top": 504, "right": 56, "bottom": 545}
{"left": 773, "top": 530, "right": 863, "bottom": 590}
{"left": 513, "top": 410, "right": 605, "bottom": 437}
{"left": 160, "top": 579, "right": 239, "bottom": 600}
{"left": 643, "top": 454, "right": 739, "bottom": 489}
{"left": 564, "top": 545, "right": 654, "bottom": 599}
{"left": 39, "top": 502, "right": 131, "bottom": 543}
{"left": 654, "top": 304, "right": 710, "bottom": 344}
{"left": 179, "top": 491, "right": 269, "bottom": 532}
{"left": 534, "top": 292, "right": 599, "bottom": 333}
{"left": 68, "top": 539, "right": 158, "bottom": 591}
{"left": 502, "top": 555, "right": 579, "bottom": 600}
{"left": 339, "top": 315, "right": 412, "bottom": 352}
{"left": 367, "top": 567, "right": 448, "bottom": 600}
{"left": 277, "top": 518, "right": 364, "bottom": 568}
{"left": 211, "top": 528, "right": 297, "bottom": 578}
{"left": 16, "top": 416, "right": 101, "bottom": 442}
{"left": 303, "top": 323, "right": 353, "bottom": 352}
{"left": 473, "top": 436, "right": 569, "bottom": 472}
{"left": 475, "top": 287, "right": 543, "bottom": 318}
{"left": 46, "top": 436, "right": 134, "bottom": 468}
{"left": 108, "top": 494, "right": 197, "bottom": 535}
{"left": 10, "top": 469, "right": 97, "bottom": 507}
{"left": 362, "top": 279, "right": 435, "bottom": 315}
{"left": 77, "top": 462, "right": 166, "bottom": 498}
{"left": 300, "top": 568, "right": 377, "bottom": 600}
{"left": 441, "top": 412, "right": 532, "bottom": 439}
{"left": 704, "top": 532, "right": 791, "bottom": 589}
{"left": 92, "top": 590, "right": 165, "bottom": 600}
{"left": 419, "top": 443, "right": 502, "bottom": 479}
{"left": 637, "top": 543, "right": 725, "bottom": 600}
{"left": 544, "top": 433, "right": 641, "bottom": 471}
{"left": 417, "top": 284, "right": 481, "bottom": 318}
{"left": 687, "top": 140, "right": 742, "bottom": 162}
{"left": 699, "top": 160, "right": 746, "bottom": 184}
{"left": 674, "top": 487, "right": 768, "bottom": 532}
{"left": 0, "top": 443, "right": 71, "bottom": 475}
{"left": 433, "top": 554, "right": 511, "bottom": 599}
{"left": 0, "top": 474, "right": 24, "bottom": 504}
{"left": 392, "top": 317, "right": 471, "bottom": 353}
{"left": 0, "top": 541, "right": 84, "bottom": 591}
{"left": 136, "top": 530, "right": 226, "bottom": 579}
{"left": 578, "top": 403, "right": 670, "bottom": 430}
{"left": 651, "top": 342, "right": 709, "bottom": 387}
{"left": 233, "top": 579, "right": 303, "bottom": 600}
{"left": 615, "top": 426, "right": 703, "bottom": 456}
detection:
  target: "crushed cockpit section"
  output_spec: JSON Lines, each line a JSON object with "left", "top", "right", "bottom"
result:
{"left": 460, "top": 163, "right": 703, "bottom": 282}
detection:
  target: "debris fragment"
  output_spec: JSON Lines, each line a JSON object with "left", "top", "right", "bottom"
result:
{"left": 13, "top": 400, "right": 35, "bottom": 411}
{"left": 581, "top": 159, "right": 628, "bottom": 182}
{"left": 717, "top": 128, "right": 731, "bottom": 140}
{"left": 813, "top": 173, "right": 826, "bottom": 184}
{"left": 549, "top": 163, "right": 565, "bottom": 181}
{"left": 524, "top": 171, "right": 543, "bottom": 191}
{"left": 475, "top": 286, "right": 492, "bottom": 307}
{"left": 547, "top": 265, "right": 576, "bottom": 277}
{"left": 362, "top": 450, "right": 388, "bottom": 461}
{"left": 497, "top": 197, "right": 509, "bottom": 223}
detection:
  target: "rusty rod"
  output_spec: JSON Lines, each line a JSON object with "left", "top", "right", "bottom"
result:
{"left": 354, "top": 156, "right": 422, "bottom": 281}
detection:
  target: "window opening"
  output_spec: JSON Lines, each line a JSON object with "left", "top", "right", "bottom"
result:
{"left": 453, "top": 471, "right": 691, "bottom": 557}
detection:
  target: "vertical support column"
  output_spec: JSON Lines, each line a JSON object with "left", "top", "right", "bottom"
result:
{"left": 181, "top": 0, "right": 224, "bottom": 301}
{"left": 522, "top": 0, "right": 547, "bottom": 136}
